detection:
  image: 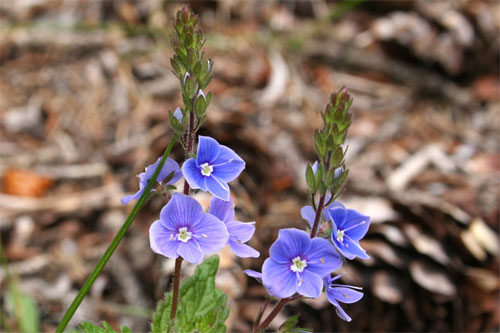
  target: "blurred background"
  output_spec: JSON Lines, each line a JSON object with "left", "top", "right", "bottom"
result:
{"left": 0, "top": 0, "right": 498, "bottom": 332}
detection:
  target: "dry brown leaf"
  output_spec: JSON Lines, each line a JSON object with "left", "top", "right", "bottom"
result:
{"left": 409, "top": 260, "right": 456, "bottom": 297}
{"left": 372, "top": 271, "right": 404, "bottom": 304}
{"left": 2, "top": 168, "right": 53, "bottom": 197}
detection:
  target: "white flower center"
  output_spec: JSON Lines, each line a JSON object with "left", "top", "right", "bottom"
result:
{"left": 290, "top": 256, "right": 308, "bottom": 273}
{"left": 200, "top": 163, "right": 214, "bottom": 176}
{"left": 176, "top": 227, "right": 192, "bottom": 243}
{"left": 336, "top": 229, "right": 345, "bottom": 243}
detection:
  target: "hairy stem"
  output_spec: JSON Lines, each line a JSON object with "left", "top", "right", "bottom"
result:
{"left": 56, "top": 138, "right": 176, "bottom": 333}
{"left": 310, "top": 194, "right": 326, "bottom": 238}
{"left": 169, "top": 257, "right": 184, "bottom": 323}
{"left": 311, "top": 152, "right": 331, "bottom": 237}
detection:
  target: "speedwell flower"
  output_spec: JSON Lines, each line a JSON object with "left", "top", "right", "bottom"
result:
{"left": 121, "top": 157, "right": 182, "bottom": 205}
{"left": 262, "top": 228, "right": 342, "bottom": 299}
{"left": 327, "top": 202, "right": 370, "bottom": 260}
{"left": 182, "top": 136, "right": 245, "bottom": 201}
{"left": 149, "top": 194, "right": 229, "bottom": 264}
{"left": 324, "top": 274, "right": 363, "bottom": 322}
{"left": 208, "top": 197, "right": 260, "bottom": 258}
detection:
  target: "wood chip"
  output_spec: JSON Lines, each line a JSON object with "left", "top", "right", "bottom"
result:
{"left": 409, "top": 260, "right": 456, "bottom": 297}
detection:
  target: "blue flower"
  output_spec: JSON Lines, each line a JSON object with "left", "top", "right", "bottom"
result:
{"left": 262, "top": 228, "right": 342, "bottom": 299}
{"left": 182, "top": 136, "right": 245, "bottom": 201}
{"left": 208, "top": 197, "right": 260, "bottom": 258}
{"left": 149, "top": 194, "right": 229, "bottom": 264}
{"left": 327, "top": 202, "right": 370, "bottom": 260}
{"left": 324, "top": 274, "right": 363, "bottom": 322}
{"left": 121, "top": 157, "right": 182, "bottom": 205}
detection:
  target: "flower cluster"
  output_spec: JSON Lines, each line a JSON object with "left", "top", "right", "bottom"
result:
{"left": 245, "top": 89, "right": 370, "bottom": 324}
{"left": 246, "top": 200, "right": 370, "bottom": 322}
{"left": 119, "top": 11, "right": 366, "bottom": 327}
{"left": 122, "top": 135, "right": 258, "bottom": 264}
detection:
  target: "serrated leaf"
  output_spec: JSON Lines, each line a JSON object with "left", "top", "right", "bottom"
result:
{"left": 80, "top": 321, "right": 114, "bottom": 333}
{"left": 78, "top": 321, "right": 132, "bottom": 333}
{"left": 151, "top": 256, "right": 229, "bottom": 333}
{"left": 119, "top": 326, "right": 132, "bottom": 333}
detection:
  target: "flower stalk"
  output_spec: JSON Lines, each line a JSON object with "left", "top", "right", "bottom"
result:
{"left": 252, "top": 89, "right": 354, "bottom": 332}
{"left": 166, "top": 5, "right": 213, "bottom": 323}
{"left": 169, "top": 257, "right": 183, "bottom": 323}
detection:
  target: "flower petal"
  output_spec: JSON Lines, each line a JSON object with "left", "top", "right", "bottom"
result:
{"left": 327, "top": 202, "right": 347, "bottom": 228}
{"left": 301, "top": 206, "right": 316, "bottom": 228}
{"left": 229, "top": 240, "right": 260, "bottom": 258}
{"left": 208, "top": 196, "right": 235, "bottom": 223}
{"left": 121, "top": 189, "right": 143, "bottom": 205}
{"left": 343, "top": 236, "right": 370, "bottom": 259}
{"left": 326, "top": 292, "right": 352, "bottom": 322}
{"left": 244, "top": 269, "right": 262, "bottom": 282}
{"left": 211, "top": 146, "right": 245, "bottom": 182}
{"left": 177, "top": 240, "right": 204, "bottom": 264}
{"left": 343, "top": 209, "right": 370, "bottom": 241}
{"left": 205, "top": 175, "right": 230, "bottom": 201}
{"left": 296, "top": 270, "right": 323, "bottom": 298}
{"left": 332, "top": 239, "right": 356, "bottom": 260}
{"left": 149, "top": 220, "right": 179, "bottom": 259}
{"left": 269, "top": 228, "right": 312, "bottom": 264}
{"left": 306, "top": 238, "right": 343, "bottom": 277}
{"left": 197, "top": 136, "right": 220, "bottom": 164}
{"left": 158, "top": 158, "right": 182, "bottom": 185}
{"left": 330, "top": 287, "right": 363, "bottom": 304}
{"left": 160, "top": 194, "right": 203, "bottom": 230}
{"left": 141, "top": 158, "right": 161, "bottom": 183}
{"left": 182, "top": 158, "right": 207, "bottom": 191}
{"left": 227, "top": 221, "right": 255, "bottom": 243}
{"left": 262, "top": 259, "right": 297, "bottom": 298}
{"left": 191, "top": 213, "right": 229, "bottom": 255}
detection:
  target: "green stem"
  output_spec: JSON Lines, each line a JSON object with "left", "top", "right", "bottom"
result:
{"left": 56, "top": 137, "right": 176, "bottom": 333}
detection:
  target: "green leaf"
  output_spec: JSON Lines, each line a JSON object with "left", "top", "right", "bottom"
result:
{"left": 314, "top": 164, "right": 325, "bottom": 185}
{"left": 151, "top": 256, "right": 229, "bottom": 333}
{"left": 194, "top": 94, "right": 207, "bottom": 119}
{"left": 183, "top": 75, "right": 195, "bottom": 98}
{"left": 169, "top": 111, "right": 183, "bottom": 133}
{"left": 330, "top": 146, "right": 344, "bottom": 168}
{"left": 6, "top": 281, "right": 40, "bottom": 333}
{"left": 79, "top": 321, "right": 132, "bottom": 333}
{"left": 119, "top": 326, "right": 132, "bottom": 333}
{"left": 278, "top": 315, "right": 311, "bottom": 333}
{"left": 313, "top": 131, "right": 326, "bottom": 157}
{"left": 305, "top": 164, "right": 316, "bottom": 192}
